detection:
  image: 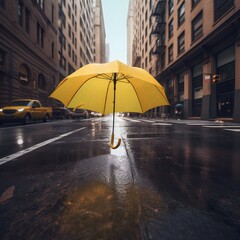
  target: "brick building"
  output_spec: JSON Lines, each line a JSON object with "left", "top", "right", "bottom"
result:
{"left": 0, "top": 0, "right": 58, "bottom": 106}
{"left": 130, "top": 0, "right": 240, "bottom": 121}
{"left": 0, "top": 0, "right": 106, "bottom": 107}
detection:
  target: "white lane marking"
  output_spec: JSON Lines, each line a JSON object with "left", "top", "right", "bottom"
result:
{"left": 141, "top": 120, "right": 155, "bottom": 123}
{"left": 0, "top": 127, "right": 86, "bottom": 166}
{"left": 125, "top": 118, "right": 141, "bottom": 123}
{"left": 203, "top": 126, "right": 240, "bottom": 128}
{"left": 224, "top": 129, "right": 240, "bottom": 132}
{"left": 152, "top": 123, "right": 172, "bottom": 126}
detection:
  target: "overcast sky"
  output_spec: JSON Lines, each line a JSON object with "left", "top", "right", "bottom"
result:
{"left": 101, "top": 0, "right": 129, "bottom": 63}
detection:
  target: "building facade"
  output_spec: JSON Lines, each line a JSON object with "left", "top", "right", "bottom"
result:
{"left": 130, "top": 0, "right": 240, "bottom": 122}
{"left": 94, "top": 0, "right": 106, "bottom": 63}
{"left": 0, "top": 0, "right": 59, "bottom": 106}
{"left": 127, "top": 0, "right": 134, "bottom": 65}
{"left": 0, "top": 0, "right": 106, "bottom": 107}
{"left": 58, "top": 0, "right": 95, "bottom": 81}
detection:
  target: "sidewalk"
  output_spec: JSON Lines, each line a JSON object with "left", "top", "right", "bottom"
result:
{"left": 141, "top": 117, "right": 240, "bottom": 126}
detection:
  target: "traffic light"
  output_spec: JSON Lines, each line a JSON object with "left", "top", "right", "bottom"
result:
{"left": 212, "top": 74, "right": 221, "bottom": 83}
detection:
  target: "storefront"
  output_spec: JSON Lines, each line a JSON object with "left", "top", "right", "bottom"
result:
{"left": 215, "top": 45, "right": 235, "bottom": 118}
{"left": 192, "top": 63, "right": 203, "bottom": 117}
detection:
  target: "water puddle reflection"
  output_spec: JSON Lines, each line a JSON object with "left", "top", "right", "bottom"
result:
{"left": 59, "top": 181, "right": 165, "bottom": 239}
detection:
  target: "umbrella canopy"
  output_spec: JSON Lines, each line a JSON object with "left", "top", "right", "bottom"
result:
{"left": 50, "top": 60, "right": 169, "bottom": 115}
{"left": 50, "top": 60, "right": 169, "bottom": 148}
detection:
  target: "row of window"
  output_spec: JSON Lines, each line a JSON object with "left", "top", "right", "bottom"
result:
{"left": 0, "top": 55, "right": 47, "bottom": 89}
{"left": 16, "top": 0, "right": 55, "bottom": 59}
{"left": 167, "top": 10, "right": 203, "bottom": 65}
{"left": 169, "top": 0, "right": 200, "bottom": 17}
{"left": 168, "top": 0, "right": 234, "bottom": 23}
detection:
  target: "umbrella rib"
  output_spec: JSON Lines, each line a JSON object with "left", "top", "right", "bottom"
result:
{"left": 153, "top": 84, "right": 170, "bottom": 104}
{"left": 102, "top": 78, "right": 112, "bottom": 115}
{"left": 128, "top": 81, "right": 144, "bottom": 113}
{"left": 66, "top": 74, "right": 105, "bottom": 107}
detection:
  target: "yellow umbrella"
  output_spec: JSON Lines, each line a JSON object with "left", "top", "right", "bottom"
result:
{"left": 50, "top": 60, "right": 169, "bottom": 149}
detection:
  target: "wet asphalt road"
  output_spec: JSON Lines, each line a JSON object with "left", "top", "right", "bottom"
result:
{"left": 0, "top": 117, "right": 240, "bottom": 240}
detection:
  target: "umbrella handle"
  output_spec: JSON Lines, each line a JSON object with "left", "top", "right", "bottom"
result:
{"left": 109, "top": 133, "right": 121, "bottom": 149}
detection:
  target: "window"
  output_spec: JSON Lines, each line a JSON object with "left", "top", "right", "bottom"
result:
{"left": 68, "top": 24, "right": 71, "bottom": 38}
{"left": 58, "top": 30, "right": 66, "bottom": 50}
{"left": 192, "top": 0, "right": 200, "bottom": 8}
{"left": 168, "top": 44, "right": 173, "bottom": 63}
{"left": 68, "top": 4, "right": 71, "bottom": 17}
{"left": 72, "top": 14, "right": 74, "bottom": 26}
{"left": 62, "top": 56, "right": 66, "bottom": 70}
{"left": 178, "top": 72, "right": 184, "bottom": 102}
{"left": 18, "top": 0, "right": 23, "bottom": 27}
{"left": 38, "top": 74, "right": 46, "bottom": 90}
{"left": 72, "top": 32, "right": 74, "bottom": 44}
{"left": 168, "top": 0, "right": 173, "bottom": 16}
{"left": 37, "top": 22, "right": 44, "bottom": 48}
{"left": 178, "top": 2, "right": 185, "bottom": 26}
{"left": 68, "top": 44, "right": 71, "bottom": 57}
{"left": 178, "top": 32, "right": 185, "bottom": 54}
{"left": 214, "top": 0, "right": 234, "bottom": 21}
{"left": 192, "top": 11, "right": 203, "bottom": 42}
{"left": 0, "top": 0, "right": 5, "bottom": 8}
{"left": 0, "top": 50, "right": 4, "bottom": 67}
{"left": 59, "top": 8, "right": 66, "bottom": 28}
{"left": 19, "top": 64, "right": 30, "bottom": 85}
{"left": 192, "top": 63, "right": 203, "bottom": 116}
{"left": 168, "top": 19, "right": 173, "bottom": 39}
{"left": 0, "top": 49, "right": 5, "bottom": 81}
{"left": 72, "top": 50, "right": 74, "bottom": 61}
{"left": 51, "top": 42, "right": 54, "bottom": 59}
{"left": 25, "top": 8, "right": 30, "bottom": 33}
{"left": 36, "top": 0, "right": 44, "bottom": 10}
{"left": 51, "top": 3, "right": 54, "bottom": 23}
{"left": 75, "top": 54, "right": 77, "bottom": 65}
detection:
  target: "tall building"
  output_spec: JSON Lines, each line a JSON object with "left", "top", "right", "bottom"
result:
{"left": 58, "top": 0, "right": 106, "bottom": 80}
{"left": 0, "top": 0, "right": 106, "bottom": 106}
{"left": 94, "top": 0, "right": 106, "bottom": 63}
{"left": 58, "top": 0, "right": 95, "bottom": 81}
{"left": 127, "top": 0, "right": 134, "bottom": 65}
{"left": 130, "top": 0, "right": 240, "bottom": 122}
{"left": 0, "top": 0, "right": 58, "bottom": 106}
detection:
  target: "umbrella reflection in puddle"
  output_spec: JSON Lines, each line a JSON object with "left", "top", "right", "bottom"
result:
{"left": 58, "top": 181, "right": 165, "bottom": 239}
{"left": 56, "top": 152, "right": 165, "bottom": 238}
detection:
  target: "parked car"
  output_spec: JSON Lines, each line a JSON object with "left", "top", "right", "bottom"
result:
{"left": 72, "top": 108, "right": 89, "bottom": 119}
{"left": 52, "top": 107, "right": 73, "bottom": 120}
{"left": 0, "top": 99, "right": 52, "bottom": 124}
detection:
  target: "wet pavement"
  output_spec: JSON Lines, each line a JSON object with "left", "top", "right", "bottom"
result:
{"left": 0, "top": 117, "right": 240, "bottom": 239}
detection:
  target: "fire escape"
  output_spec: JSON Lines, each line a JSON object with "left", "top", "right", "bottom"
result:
{"left": 151, "top": 0, "right": 166, "bottom": 77}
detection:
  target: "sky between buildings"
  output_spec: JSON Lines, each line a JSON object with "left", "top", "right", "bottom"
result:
{"left": 101, "top": 0, "right": 129, "bottom": 64}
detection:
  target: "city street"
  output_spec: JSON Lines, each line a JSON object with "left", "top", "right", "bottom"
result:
{"left": 0, "top": 117, "right": 240, "bottom": 239}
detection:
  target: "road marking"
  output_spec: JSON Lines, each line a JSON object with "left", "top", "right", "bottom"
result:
{"left": 0, "top": 127, "right": 86, "bottom": 166}
{"left": 125, "top": 118, "right": 141, "bottom": 123}
{"left": 224, "top": 129, "right": 240, "bottom": 132}
{"left": 141, "top": 120, "right": 155, "bottom": 123}
{"left": 152, "top": 123, "right": 172, "bottom": 126}
{"left": 203, "top": 126, "right": 240, "bottom": 128}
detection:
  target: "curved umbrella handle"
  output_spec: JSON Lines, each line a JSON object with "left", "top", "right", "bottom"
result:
{"left": 109, "top": 133, "right": 121, "bottom": 149}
